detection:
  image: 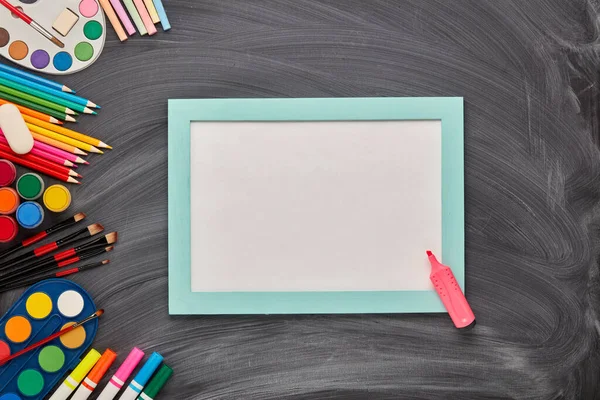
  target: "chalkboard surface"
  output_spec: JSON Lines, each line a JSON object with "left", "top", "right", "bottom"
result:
{"left": 1, "top": 1, "right": 598, "bottom": 398}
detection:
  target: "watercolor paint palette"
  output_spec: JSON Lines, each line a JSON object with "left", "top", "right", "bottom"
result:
{"left": 0, "top": 279, "right": 98, "bottom": 399}
{"left": 0, "top": 0, "right": 106, "bottom": 75}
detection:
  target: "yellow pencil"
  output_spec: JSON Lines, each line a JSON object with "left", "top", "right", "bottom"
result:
{"left": 26, "top": 124, "right": 103, "bottom": 154}
{"left": 30, "top": 132, "right": 87, "bottom": 155}
{"left": 22, "top": 114, "right": 111, "bottom": 149}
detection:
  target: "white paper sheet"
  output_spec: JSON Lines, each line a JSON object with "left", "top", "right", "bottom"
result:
{"left": 190, "top": 121, "right": 442, "bottom": 292}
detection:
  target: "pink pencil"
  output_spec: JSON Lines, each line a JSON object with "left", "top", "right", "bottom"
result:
{"left": 133, "top": 0, "right": 157, "bottom": 35}
{"left": 109, "top": 0, "right": 136, "bottom": 35}
{"left": 0, "top": 136, "right": 74, "bottom": 167}
{"left": 33, "top": 140, "right": 88, "bottom": 164}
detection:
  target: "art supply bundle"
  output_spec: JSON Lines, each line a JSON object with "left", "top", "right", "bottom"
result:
{"left": 0, "top": 279, "right": 173, "bottom": 399}
{"left": 0, "top": 0, "right": 106, "bottom": 75}
{"left": 0, "top": 64, "right": 111, "bottom": 187}
{"left": 0, "top": 211, "right": 116, "bottom": 292}
{"left": 99, "top": 0, "right": 170, "bottom": 42}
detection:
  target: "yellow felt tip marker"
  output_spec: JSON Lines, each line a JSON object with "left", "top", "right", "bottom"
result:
{"left": 49, "top": 348, "right": 101, "bottom": 400}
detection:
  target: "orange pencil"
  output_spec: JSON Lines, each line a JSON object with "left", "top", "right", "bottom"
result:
{"left": 0, "top": 149, "right": 79, "bottom": 183}
{"left": 30, "top": 132, "right": 87, "bottom": 156}
{"left": 0, "top": 99, "right": 63, "bottom": 125}
{"left": 22, "top": 114, "right": 111, "bottom": 149}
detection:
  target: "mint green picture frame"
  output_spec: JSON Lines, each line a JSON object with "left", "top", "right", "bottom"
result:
{"left": 168, "top": 97, "right": 464, "bottom": 315}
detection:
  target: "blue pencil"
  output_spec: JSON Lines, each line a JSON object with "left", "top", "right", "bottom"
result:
{"left": 0, "top": 71, "right": 98, "bottom": 109}
{"left": 0, "top": 63, "right": 74, "bottom": 93}
{"left": 152, "top": 0, "right": 171, "bottom": 31}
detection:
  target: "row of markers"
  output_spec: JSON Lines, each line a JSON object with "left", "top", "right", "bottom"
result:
{"left": 51, "top": 347, "right": 172, "bottom": 400}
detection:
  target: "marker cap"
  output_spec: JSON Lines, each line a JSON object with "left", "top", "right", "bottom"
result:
{"left": 115, "top": 347, "right": 145, "bottom": 381}
{"left": 88, "top": 349, "right": 117, "bottom": 383}
{"left": 138, "top": 364, "right": 173, "bottom": 399}
{"left": 71, "top": 348, "right": 102, "bottom": 383}
{"left": 132, "top": 352, "right": 163, "bottom": 386}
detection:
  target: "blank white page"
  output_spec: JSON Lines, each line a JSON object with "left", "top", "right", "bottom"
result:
{"left": 190, "top": 121, "right": 442, "bottom": 292}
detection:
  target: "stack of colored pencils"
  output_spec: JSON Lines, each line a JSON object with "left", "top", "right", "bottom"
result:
{"left": 0, "top": 212, "right": 116, "bottom": 292}
{"left": 0, "top": 63, "right": 111, "bottom": 184}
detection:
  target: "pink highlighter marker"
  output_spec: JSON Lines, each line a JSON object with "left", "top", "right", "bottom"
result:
{"left": 96, "top": 347, "right": 145, "bottom": 400}
{"left": 427, "top": 251, "right": 476, "bottom": 329}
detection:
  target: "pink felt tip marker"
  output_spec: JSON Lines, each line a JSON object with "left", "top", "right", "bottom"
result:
{"left": 96, "top": 347, "right": 145, "bottom": 400}
{"left": 427, "top": 250, "right": 476, "bottom": 329}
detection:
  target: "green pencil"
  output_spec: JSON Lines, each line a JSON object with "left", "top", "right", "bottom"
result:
{"left": 0, "top": 92, "right": 76, "bottom": 122}
{"left": 0, "top": 77, "right": 95, "bottom": 115}
{"left": 0, "top": 84, "right": 75, "bottom": 115}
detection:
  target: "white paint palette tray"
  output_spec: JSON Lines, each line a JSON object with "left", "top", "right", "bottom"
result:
{"left": 0, "top": 0, "right": 106, "bottom": 74}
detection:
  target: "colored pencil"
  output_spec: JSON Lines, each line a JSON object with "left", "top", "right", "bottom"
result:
{"left": 0, "top": 77, "right": 95, "bottom": 114}
{"left": 0, "top": 310, "right": 104, "bottom": 365}
{"left": 0, "top": 71, "right": 98, "bottom": 109}
{"left": 0, "top": 135, "right": 74, "bottom": 167}
{"left": 0, "top": 63, "right": 73, "bottom": 93}
{"left": 0, "top": 213, "right": 85, "bottom": 260}
{"left": 143, "top": 0, "right": 160, "bottom": 23}
{"left": 26, "top": 123, "right": 102, "bottom": 153}
{"left": 152, "top": 0, "right": 171, "bottom": 30}
{"left": 0, "top": 99, "right": 62, "bottom": 124}
{"left": 31, "top": 139, "right": 87, "bottom": 163}
{"left": 0, "top": 84, "right": 75, "bottom": 115}
{"left": 0, "top": 237, "right": 115, "bottom": 285}
{"left": 123, "top": 0, "right": 147, "bottom": 35}
{"left": 0, "top": 143, "right": 80, "bottom": 177}
{"left": 110, "top": 0, "right": 136, "bottom": 35}
{"left": 30, "top": 132, "right": 87, "bottom": 156}
{"left": 23, "top": 115, "right": 110, "bottom": 149}
{"left": 0, "top": 223, "right": 102, "bottom": 270}
{"left": 0, "top": 92, "right": 76, "bottom": 121}
{"left": 99, "top": 0, "right": 128, "bottom": 41}
{"left": 0, "top": 0, "right": 64, "bottom": 48}
{"left": 0, "top": 148, "right": 79, "bottom": 183}
{"left": 133, "top": 0, "right": 157, "bottom": 35}
{"left": 0, "top": 260, "right": 109, "bottom": 293}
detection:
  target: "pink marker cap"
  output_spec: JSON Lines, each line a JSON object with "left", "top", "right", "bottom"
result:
{"left": 114, "top": 347, "right": 145, "bottom": 381}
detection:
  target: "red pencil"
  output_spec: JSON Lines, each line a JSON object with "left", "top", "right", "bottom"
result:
{"left": 0, "top": 310, "right": 104, "bottom": 365}
{"left": 0, "top": 0, "right": 64, "bottom": 48}
{"left": 0, "top": 148, "right": 79, "bottom": 183}
{"left": 0, "top": 143, "right": 80, "bottom": 177}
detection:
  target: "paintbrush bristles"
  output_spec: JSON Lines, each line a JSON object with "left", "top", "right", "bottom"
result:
{"left": 105, "top": 232, "right": 117, "bottom": 244}
{"left": 87, "top": 223, "right": 104, "bottom": 236}
{"left": 101, "top": 260, "right": 110, "bottom": 265}
{"left": 74, "top": 213, "right": 86, "bottom": 222}
{"left": 50, "top": 36, "right": 65, "bottom": 48}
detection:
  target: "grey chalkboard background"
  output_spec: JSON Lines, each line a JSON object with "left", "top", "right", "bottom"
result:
{"left": 1, "top": 0, "right": 599, "bottom": 398}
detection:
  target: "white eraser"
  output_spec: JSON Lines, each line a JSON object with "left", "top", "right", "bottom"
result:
{"left": 0, "top": 104, "right": 34, "bottom": 154}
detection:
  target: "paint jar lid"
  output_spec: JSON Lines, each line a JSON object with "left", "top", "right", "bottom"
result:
{"left": 0, "top": 187, "right": 19, "bottom": 214}
{"left": 0, "top": 215, "right": 17, "bottom": 242}
{"left": 17, "top": 173, "right": 44, "bottom": 200}
{"left": 16, "top": 201, "right": 44, "bottom": 229}
{"left": 43, "top": 184, "right": 71, "bottom": 213}
{"left": 0, "top": 159, "right": 16, "bottom": 187}
{"left": 0, "top": 393, "right": 22, "bottom": 400}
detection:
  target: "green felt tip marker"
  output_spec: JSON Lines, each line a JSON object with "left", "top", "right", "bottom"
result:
{"left": 137, "top": 364, "right": 173, "bottom": 400}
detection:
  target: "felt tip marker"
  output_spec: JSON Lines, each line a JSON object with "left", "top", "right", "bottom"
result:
{"left": 49, "top": 348, "right": 102, "bottom": 400}
{"left": 97, "top": 347, "right": 145, "bottom": 400}
{"left": 118, "top": 352, "right": 164, "bottom": 400}
{"left": 427, "top": 251, "right": 476, "bottom": 329}
{"left": 71, "top": 349, "right": 118, "bottom": 400}
{"left": 137, "top": 364, "right": 173, "bottom": 400}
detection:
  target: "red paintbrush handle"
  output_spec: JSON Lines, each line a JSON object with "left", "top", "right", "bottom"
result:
{"left": 0, "top": 325, "right": 74, "bottom": 365}
{"left": 0, "top": 0, "right": 32, "bottom": 23}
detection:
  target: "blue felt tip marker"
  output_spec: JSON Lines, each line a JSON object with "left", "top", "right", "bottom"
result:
{"left": 118, "top": 352, "right": 163, "bottom": 400}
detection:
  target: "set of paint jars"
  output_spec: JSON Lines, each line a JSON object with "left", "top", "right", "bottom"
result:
{"left": 0, "top": 159, "right": 71, "bottom": 242}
